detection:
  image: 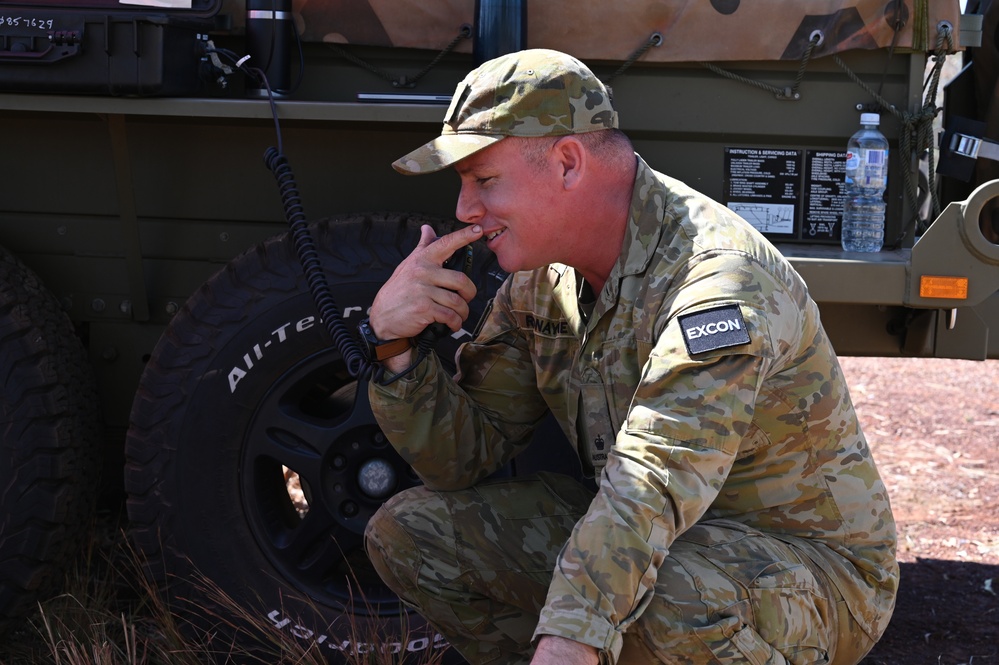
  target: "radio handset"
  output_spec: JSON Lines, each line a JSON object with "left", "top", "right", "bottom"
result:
{"left": 415, "top": 243, "right": 474, "bottom": 348}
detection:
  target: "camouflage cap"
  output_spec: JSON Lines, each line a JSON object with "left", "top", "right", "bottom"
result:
{"left": 392, "top": 49, "right": 618, "bottom": 175}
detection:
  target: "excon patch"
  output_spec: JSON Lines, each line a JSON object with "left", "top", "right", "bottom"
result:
{"left": 678, "top": 304, "right": 751, "bottom": 355}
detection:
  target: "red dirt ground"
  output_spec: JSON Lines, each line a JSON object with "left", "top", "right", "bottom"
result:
{"left": 843, "top": 356, "right": 999, "bottom": 665}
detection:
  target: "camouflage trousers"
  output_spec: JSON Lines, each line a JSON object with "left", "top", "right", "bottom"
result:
{"left": 365, "top": 472, "right": 875, "bottom": 665}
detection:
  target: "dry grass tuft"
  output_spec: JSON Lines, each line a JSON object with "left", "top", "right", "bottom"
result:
{"left": 0, "top": 509, "right": 448, "bottom": 665}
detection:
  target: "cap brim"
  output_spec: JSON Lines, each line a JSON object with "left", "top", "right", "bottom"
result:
{"left": 392, "top": 134, "right": 505, "bottom": 175}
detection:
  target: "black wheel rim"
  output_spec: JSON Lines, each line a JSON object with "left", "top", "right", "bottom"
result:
{"left": 241, "top": 349, "right": 420, "bottom": 615}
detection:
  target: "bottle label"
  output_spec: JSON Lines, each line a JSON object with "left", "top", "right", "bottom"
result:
{"left": 860, "top": 148, "right": 888, "bottom": 187}
{"left": 845, "top": 148, "right": 888, "bottom": 188}
{"left": 845, "top": 150, "right": 860, "bottom": 171}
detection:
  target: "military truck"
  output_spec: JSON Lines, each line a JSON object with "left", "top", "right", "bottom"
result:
{"left": 1, "top": 0, "right": 997, "bottom": 659}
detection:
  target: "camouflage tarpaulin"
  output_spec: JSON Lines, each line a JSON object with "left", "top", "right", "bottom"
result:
{"left": 223, "top": 0, "right": 965, "bottom": 60}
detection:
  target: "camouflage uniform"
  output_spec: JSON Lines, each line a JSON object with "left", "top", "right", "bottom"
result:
{"left": 365, "top": 155, "right": 898, "bottom": 665}
{"left": 365, "top": 48, "right": 896, "bottom": 665}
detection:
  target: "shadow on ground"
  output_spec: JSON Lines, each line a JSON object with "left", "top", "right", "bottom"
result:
{"left": 862, "top": 559, "right": 998, "bottom": 664}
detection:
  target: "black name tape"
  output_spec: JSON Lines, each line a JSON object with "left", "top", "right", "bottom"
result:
{"left": 678, "top": 305, "right": 751, "bottom": 355}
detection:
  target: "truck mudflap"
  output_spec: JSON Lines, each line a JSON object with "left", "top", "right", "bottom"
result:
{"left": 0, "top": 0, "right": 222, "bottom": 95}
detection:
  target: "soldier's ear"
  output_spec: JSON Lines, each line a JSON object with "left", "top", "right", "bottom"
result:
{"left": 554, "top": 136, "right": 586, "bottom": 190}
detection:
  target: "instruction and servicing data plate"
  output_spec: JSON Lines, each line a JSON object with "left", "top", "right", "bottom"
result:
{"left": 724, "top": 147, "right": 847, "bottom": 243}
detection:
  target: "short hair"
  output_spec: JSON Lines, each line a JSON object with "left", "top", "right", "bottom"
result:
{"left": 577, "top": 128, "right": 633, "bottom": 164}
{"left": 517, "top": 129, "right": 633, "bottom": 172}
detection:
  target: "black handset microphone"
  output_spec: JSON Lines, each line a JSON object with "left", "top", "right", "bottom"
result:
{"left": 444, "top": 242, "right": 475, "bottom": 276}
{"left": 416, "top": 242, "right": 475, "bottom": 348}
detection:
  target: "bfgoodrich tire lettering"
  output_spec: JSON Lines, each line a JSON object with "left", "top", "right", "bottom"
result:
{"left": 124, "top": 214, "right": 500, "bottom": 661}
{"left": 0, "top": 245, "right": 99, "bottom": 631}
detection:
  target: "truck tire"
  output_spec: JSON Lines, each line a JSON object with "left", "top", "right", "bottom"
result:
{"left": 124, "top": 213, "right": 501, "bottom": 662}
{"left": 0, "top": 245, "right": 99, "bottom": 630}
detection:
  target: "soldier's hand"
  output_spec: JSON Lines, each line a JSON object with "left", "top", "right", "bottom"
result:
{"left": 368, "top": 223, "right": 483, "bottom": 344}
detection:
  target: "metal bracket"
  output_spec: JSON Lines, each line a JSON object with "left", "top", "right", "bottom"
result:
{"left": 958, "top": 12, "right": 984, "bottom": 49}
{"left": 938, "top": 115, "right": 995, "bottom": 182}
{"left": 950, "top": 132, "right": 999, "bottom": 162}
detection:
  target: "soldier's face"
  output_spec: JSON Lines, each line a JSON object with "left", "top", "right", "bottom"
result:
{"left": 454, "top": 138, "right": 565, "bottom": 274}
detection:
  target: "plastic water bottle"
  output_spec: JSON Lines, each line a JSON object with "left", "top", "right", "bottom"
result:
{"left": 841, "top": 113, "right": 889, "bottom": 252}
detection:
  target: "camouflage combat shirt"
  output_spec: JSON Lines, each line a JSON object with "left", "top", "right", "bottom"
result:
{"left": 371, "top": 156, "right": 898, "bottom": 663}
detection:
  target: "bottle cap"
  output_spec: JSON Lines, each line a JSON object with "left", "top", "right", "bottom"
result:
{"left": 860, "top": 112, "right": 880, "bottom": 125}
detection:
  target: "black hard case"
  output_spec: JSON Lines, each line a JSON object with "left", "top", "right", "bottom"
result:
{"left": 0, "top": 0, "right": 224, "bottom": 95}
